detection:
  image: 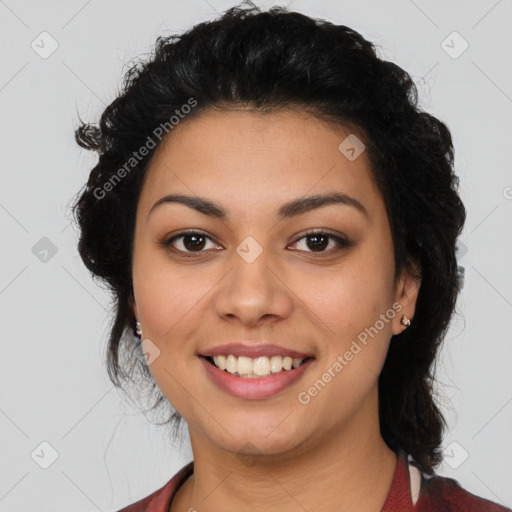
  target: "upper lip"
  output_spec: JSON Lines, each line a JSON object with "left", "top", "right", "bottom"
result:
{"left": 199, "top": 343, "right": 314, "bottom": 359}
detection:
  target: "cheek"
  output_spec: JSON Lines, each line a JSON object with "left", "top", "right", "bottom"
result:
{"left": 134, "top": 271, "right": 206, "bottom": 344}
{"left": 132, "top": 263, "right": 206, "bottom": 415}
{"left": 296, "top": 258, "right": 394, "bottom": 343}
{"left": 132, "top": 242, "right": 201, "bottom": 340}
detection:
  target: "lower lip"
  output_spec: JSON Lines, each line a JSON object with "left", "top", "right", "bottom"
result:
{"left": 199, "top": 357, "right": 314, "bottom": 399}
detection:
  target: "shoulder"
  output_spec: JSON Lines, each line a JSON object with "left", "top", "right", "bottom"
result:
{"left": 412, "top": 462, "right": 510, "bottom": 511}
{"left": 115, "top": 461, "right": 194, "bottom": 512}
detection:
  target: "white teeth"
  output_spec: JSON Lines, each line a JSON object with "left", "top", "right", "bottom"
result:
{"left": 253, "top": 356, "right": 270, "bottom": 376}
{"left": 237, "top": 356, "right": 253, "bottom": 375}
{"left": 270, "top": 355, "right": 282, "bottom": 373}
{"left": 226, "top": 354, "right": 237, "bottom": 373}
{"left": 292, "top": 357, "right": 302, "bottom": 369}
{"left": 210, "top": 354, "right": 307, "bottom": 377}
{"left": 215, "top": 355, "right": 226, "bottom": 370}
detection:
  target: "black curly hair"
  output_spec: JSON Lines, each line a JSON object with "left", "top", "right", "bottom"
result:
{"left": 71, "top": 1, "right": 466, "bottom": 474}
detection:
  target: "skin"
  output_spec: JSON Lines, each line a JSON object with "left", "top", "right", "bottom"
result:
{"left": 130, "top": 108, "right": 421, "bottom": 511}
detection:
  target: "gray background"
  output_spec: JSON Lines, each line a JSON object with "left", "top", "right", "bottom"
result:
{"left": 0, "top": 0, "right": 511, "bottom": 510}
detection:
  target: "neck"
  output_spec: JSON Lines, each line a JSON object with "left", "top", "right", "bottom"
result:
{"left": 171, "top": 390, "right": 398, "bottom": 512}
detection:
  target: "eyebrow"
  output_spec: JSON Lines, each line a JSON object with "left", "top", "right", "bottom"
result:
{"left": 148, "top": 192, "right": 369, "bottom": 220}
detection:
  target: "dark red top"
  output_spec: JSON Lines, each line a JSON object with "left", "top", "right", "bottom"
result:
{"left": 116, "top": 450, "right": 510, "bottom": 511}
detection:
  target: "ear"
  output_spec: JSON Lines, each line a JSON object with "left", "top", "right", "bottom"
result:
{"left": 128, "top": 289, "right": 139, "bottom": 321}
{"left": 392, "top": 260, "right": 422, "bottom": 335}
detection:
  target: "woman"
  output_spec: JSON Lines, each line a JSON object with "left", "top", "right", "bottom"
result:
{"left": 71, "top": 3, "right": 510, "bottom": 511}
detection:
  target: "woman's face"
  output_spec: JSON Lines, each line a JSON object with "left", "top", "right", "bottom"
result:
{"left": 131, "top": 108, "right": 420, "bottom": 458}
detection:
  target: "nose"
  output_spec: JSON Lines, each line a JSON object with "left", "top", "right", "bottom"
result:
{"left": 213, "top": 246, "right": 293, "bottom": 328}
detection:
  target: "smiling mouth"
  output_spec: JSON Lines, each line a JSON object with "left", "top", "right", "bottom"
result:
{"left": 203, "top": 354, "right": 315, "bottom": 379}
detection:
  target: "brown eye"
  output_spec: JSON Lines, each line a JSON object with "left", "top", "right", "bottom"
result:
{"left": 162, "top": 230, "right": 221, "bottom": 256}
{"left": 290, "top": 230, "right": 351, "bottom": 255}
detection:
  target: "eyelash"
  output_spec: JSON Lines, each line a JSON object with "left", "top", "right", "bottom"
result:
{"left": 160, "top": 229, "right": 352, "bottom": 258}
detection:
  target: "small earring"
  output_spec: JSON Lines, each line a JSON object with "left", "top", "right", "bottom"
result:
{"left": 135, "top": 321, "right": 142, "bottom": 337}
{"left": 400, "top": 315, "right": 411, "bottom": 328}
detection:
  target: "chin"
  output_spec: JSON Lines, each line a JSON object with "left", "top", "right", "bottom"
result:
{"left": 205, "top": 415, "right": 310, "bottom": 457}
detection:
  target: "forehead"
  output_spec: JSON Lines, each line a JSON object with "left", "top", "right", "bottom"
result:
{"left": 138, "top": 108, "right": 382, "bottom": 219}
